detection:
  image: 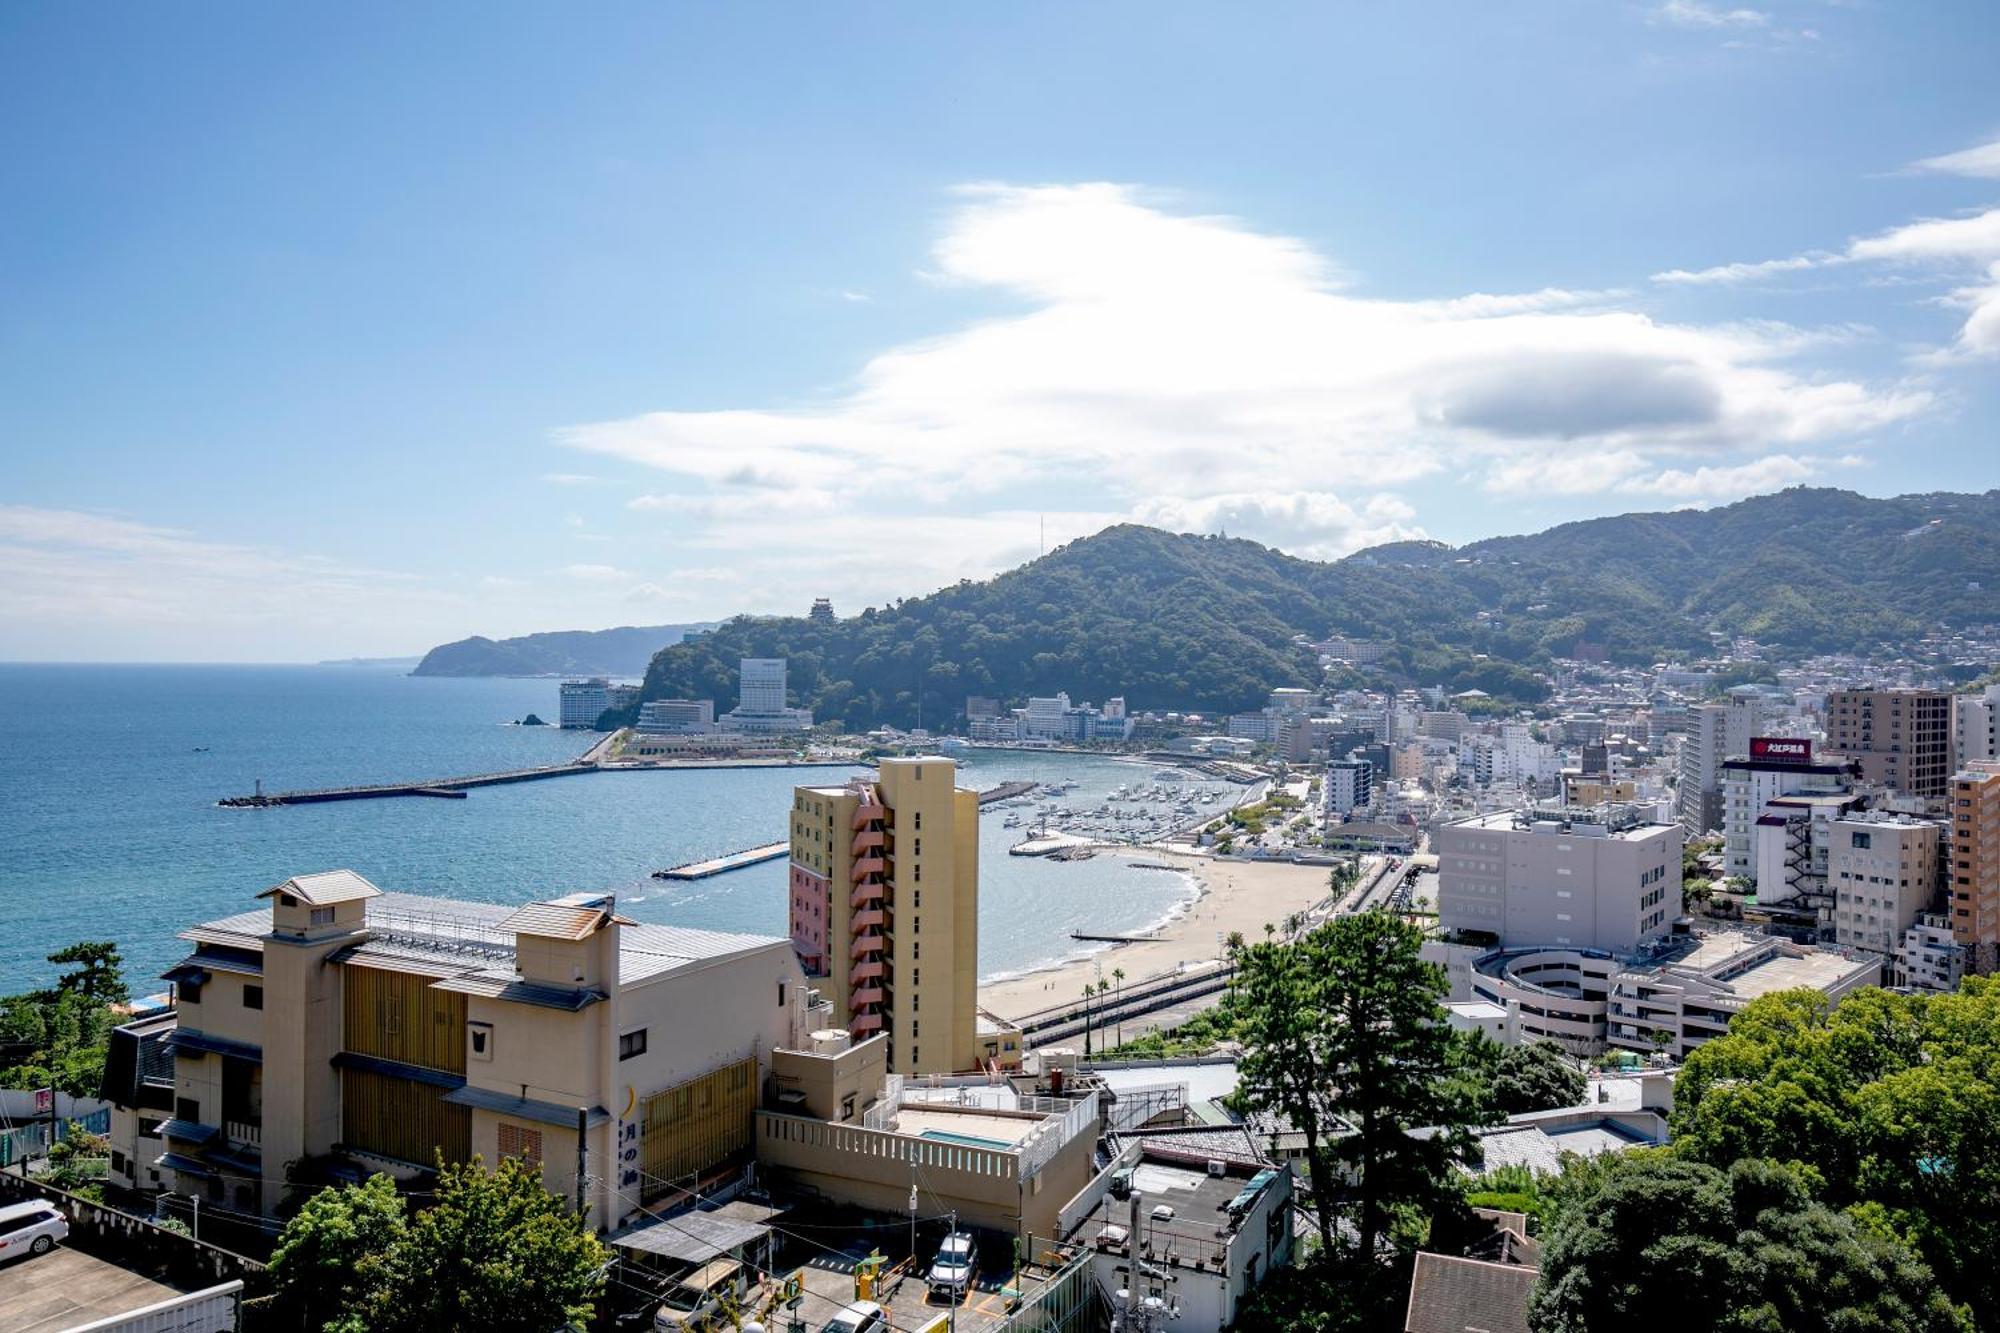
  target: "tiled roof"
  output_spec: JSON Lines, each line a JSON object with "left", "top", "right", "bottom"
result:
{"left": 1404, "top": 1252, "right": 1537, "bottom": 1333}
{"left": 258, "top": 869, "right": 383, "bottom": 906}
{"left": 498, "top": 901, "right": 611, "bottom": 942}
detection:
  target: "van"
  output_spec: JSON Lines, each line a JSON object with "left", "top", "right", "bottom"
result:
{"left": 652, "top": 1258, "right": 743, "bottom": 1331}
{"left": 0, "top": 1201, "right": 68, "bottom": 1263}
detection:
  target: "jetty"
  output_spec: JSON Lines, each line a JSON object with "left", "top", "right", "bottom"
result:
{"left": 977, "top": 780, "right": 1038, "bottom": 805}
{"left": 654, "top": 842, "right": 789, "bottom": 881}
{"left": 219, "top": 761, "right": 596, "bottom": 807}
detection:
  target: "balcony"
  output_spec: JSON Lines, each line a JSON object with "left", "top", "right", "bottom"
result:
{"left": 851, "top": 802, "right": 886, "bottom": 831}
{"left": 849, "top": 1010, "right": 885, "bottom": 1036}
{"left": 851, "top": 959, "right": 886, "bottom": 983}
{"left": 225, "top": 1119, "right": 262, "bottom": 1148}
{"left": 851, "top": 882, "right": 884, "bottom": 911}
{"left": 851, "top": 909, "right": 887, "bottom": 932}
{"left": 851, "top": 933, "right": 886, "bottom": 960}
{"left": 850, "top": 855, "right": 886, "bottom": 883}
{"left": 850, "top": 986, "right": 885, "bottom": 1008}
{"left": 851, "top": 828, "right": 884, "bottom": 856}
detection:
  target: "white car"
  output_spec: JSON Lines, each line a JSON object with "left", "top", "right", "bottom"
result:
{"left": 927, "top": 1231, "right": 978, "bottom": 1300}
{"left": 820, "top": 1299, "right": 886, "bottom": 1333}
{"left": 0, "top": 1200, "right": 68, "bottom": 1263}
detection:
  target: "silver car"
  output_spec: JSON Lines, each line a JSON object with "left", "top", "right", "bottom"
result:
{"left": 927, "top": 1231, "right": 977, "bottom": 1301}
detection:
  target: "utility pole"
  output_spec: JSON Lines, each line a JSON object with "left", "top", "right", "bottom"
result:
{"left": 575, "top": 1106, "right": 588, "bottom": 1219}
{"left": 907, "top": 1164, "right": 918, "bottom": 1266}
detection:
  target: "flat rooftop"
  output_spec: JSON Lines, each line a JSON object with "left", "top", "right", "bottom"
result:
{"left": 1725, "top": 948, "right": 1873, "bottom": 999}
{"left": 889, "top": 1107, "right": 1039, "bottom": 1148}
{"left": 0, "top": 1245, "right": 195, "bottom": 1333}
{"left": 182, "top": 890, "right": 784, "bottom": 988}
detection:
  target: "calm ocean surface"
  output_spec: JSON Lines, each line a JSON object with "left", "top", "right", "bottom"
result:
{"left": 0, "top": 664, "right": 1198, "bottom": 994}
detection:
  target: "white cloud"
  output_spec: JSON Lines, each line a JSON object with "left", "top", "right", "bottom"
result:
{"left": 542, "top": 472, "right": 602, "bottom": 485}
{"left": 1908, "top": 137, "right": 2000, "bottom": 180}
{"left": 1616, "top": 452, "right": 1853, "bottom": 499}
{"left": 1650, "top": 1, "right": 1771, "bottom": 29}
{"left": 565, "top": 183, "right": 1921, "bottom": 535}
{"left": 1652, "top": 253, "right": 1833, "bottom": 286}
{"left": 562, "top": 563, "right": 634, "bottom": 581}
{"left": 1132, "top": 492, "right": 1424, "bottom": 560}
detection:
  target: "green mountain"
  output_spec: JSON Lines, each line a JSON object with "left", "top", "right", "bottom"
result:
{"left": 412, "top": 623, "right": 715, "bottom": 677}
{"left": 636, "top": 488, "right": 2000, "bottom": 729}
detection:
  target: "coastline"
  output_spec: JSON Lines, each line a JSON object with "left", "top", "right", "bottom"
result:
{"left": 977, "top": 849, "right": 1337, "bottom": 1022}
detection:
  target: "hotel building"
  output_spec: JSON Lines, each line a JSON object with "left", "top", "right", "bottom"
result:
{"left": 1827, "top": 688, "right": 1954, "bottom": 800}
{"left": 1437, "top": 804, "right": 1681, "bottom": 955}
{"left": 1951, "top": 762, "right": 2000, "bottom": 972}
{"left": 151, "top": 870, "right": 805, "bottom": 1227}
{"left": 787, "top": 758, "right": 981, "bottom": 1076}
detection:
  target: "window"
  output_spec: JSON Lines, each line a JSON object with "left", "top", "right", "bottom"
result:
{"left": 913, "top": 863, "right": 922, "bottom": 883}
{"left": 176, "top": 1096, "right": 200, "bottom": 1123}
{"left": 913, "top": 812, "right": 922, "bottom": 829}
{"left": 777, "top": 981, "right": 788, "bottom": 1009}
{"left": 110, "top": 1150, "right": 127, "bottom": 1175}
{"left": 619, "top": 1029, "right": 648, "bottom": 1060}
{"left": 469, "top": 1023, "right": 493, "bottom": 1060}
{"left": 914, "top": 838, "right": 921, "bottom": 856}
{"left": 279, "top": 893, "right": 298, "bottom": 908}
{"left": 243, "top": 984, "right": 263, "bottom": 1010}
{"left": 840, "top": 1092, "right": 857, "bottom": 1122}
{"left": 497, "top": 1122, "right": 544, "bottom": 1166}
{"left": 310, "top": 906, "right": 336, "bottom": 926}
{"left": 180, "top": 978, "right": 203, "bottom": 1004}
{"left": 912, "top": 1045, "right": 920, "bottom": 1064}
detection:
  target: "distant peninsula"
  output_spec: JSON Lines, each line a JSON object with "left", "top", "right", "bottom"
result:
{"left": 411, "top": 623, "right": 715, "bottom": 678}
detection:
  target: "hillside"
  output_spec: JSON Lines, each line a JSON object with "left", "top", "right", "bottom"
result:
{"left": 636, "top": 489, "right": 2000, "bottom": 730}
{"left": 411, "top": 623, "right": 715, "bottom": 677}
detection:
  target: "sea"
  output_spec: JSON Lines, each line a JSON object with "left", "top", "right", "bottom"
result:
{"left": 0, "top": 663, "right": 1206, "bottom": 996}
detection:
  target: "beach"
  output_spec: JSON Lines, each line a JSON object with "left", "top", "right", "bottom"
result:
{"left": 977, "top": 850, "right": 1342, "bottom": 1022}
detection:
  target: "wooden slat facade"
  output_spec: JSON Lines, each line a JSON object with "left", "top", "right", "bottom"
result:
{"left": 341, "top": 965, "right": 468, "bottom": 1074}
{"left": 641, "top": 1057, "right": 757, "bottom": 1197}
{"left": 341, "top": 1067, "right": 471, "bottom": 1167}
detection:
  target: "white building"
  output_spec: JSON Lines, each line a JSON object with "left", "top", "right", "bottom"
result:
{"left": 1677, "top": 697, "right": 1764, "bottom": 832}
{"left": 1896, "top": 913, "right": 1965, "bottom": 993}
{"left": 635, "top": 698, "right": 715, "bottom": 734}
{"left": 558, "top": 678, "right": 612, "bottom": 729}
{"left": 1022, "top": 693, "right": 1074, "bottom": 740}
{"left": 1326, "top": 759, "right": 1374, "bottom": 816}
{"left": 1957, "top": 685, "right": 2000, "bottom": 769}
{"left": 1720, "top": 742, "right": 1855, "bottom": 880}
{"left": 720, "top": 659, "right": 814, "bottom": 734}
{"left": 1828, "top": 812, "right": 1939, "bottom": 956}
{"left": 1437, "top": 805, "right": 1681, "bottom": 954}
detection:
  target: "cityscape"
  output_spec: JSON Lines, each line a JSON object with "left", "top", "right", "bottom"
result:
{"left": 4, "top": 5, "right": 2000, "bottom": 1333}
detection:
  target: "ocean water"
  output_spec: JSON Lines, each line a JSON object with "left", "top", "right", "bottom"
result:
{"left": 0, "top": 664, "right": 1198, "bottom": 994}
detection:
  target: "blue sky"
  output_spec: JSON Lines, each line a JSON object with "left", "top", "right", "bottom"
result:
{"left": 2, "top": 1, "right": 1997, "bottom": 660}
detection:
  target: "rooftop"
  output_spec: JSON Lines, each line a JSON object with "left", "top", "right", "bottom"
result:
{"left": 257, "top": 868, "right": 382, "bottom": 906}
{"left": 182, "top": 889, "right": 784, "bottom": 989}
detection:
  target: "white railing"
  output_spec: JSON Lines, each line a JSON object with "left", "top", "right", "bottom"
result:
{"left": 1018, "top": 1091, "right": 1098, "bottom": 1178}
{"left": 224, "top": 1120, "right": 261, "bottom": 1148}
{"left": 364, "top": 904, "right": 517, "bottom": 960}
{"left": 863, "top": 1075, "right": 904, "bottom": 1131}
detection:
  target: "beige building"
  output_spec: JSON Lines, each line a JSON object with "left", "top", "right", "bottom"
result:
{"left": 1951, "top": 762, "right": 2000, "bottom": 972}
{"left": 788, "top": 758, "right": 981, "bottom": 1075}
{"left": 1827, "top": 688, "right": 1953, "bottom": 799}
{"left": 1437, "top": 805, "right": 1681, "bottom": 955}
{"left": 1828, "top": 812, "right": 1939, "bottom": 956}
{"left": 155, "top": 870, "right": 806, "bottom": 1228}
{"left": 754, "top": 1030, "right": 1097, "bottom": 1240}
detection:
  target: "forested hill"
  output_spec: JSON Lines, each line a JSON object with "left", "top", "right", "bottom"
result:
{"left": 412, "top": 622, "right": 714, "bottom": 677}
{"left": 638, "top": 488, "right": 2000, "bottom": 730}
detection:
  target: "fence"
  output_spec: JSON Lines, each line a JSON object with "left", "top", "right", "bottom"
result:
{"left": 1000, "top": 1248, "right": 1106, "bottom": 1333}
{"left": 0, "top": 1107, "right": 111, "bottom": 1168}
{"left": 0, "top": 1172, "right": 266, "bottom": 1296}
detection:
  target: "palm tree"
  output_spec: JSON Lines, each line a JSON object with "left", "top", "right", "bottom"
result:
{"left": 1082, "top": 982, "right": 1097, "bottom": 1057}
{"left": 1112, "top": 967, "right": 1127, "bottom": 1047}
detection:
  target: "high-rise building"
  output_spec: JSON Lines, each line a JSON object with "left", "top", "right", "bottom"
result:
{"left": 1326, "top": 758, "right": 1373, "bottom": 816}
{"left": 721, "top": 658, "right": 814, "bottom": 733}
{"left": 1720, "top": 739, "right": 1855, "bottom": 880}
{"left": 1437, "top": 804, "right": 1681, "bottom": 954}
{"left": 1677, "top": 697, "right": 1764, "bottom": 832}
{"left": 1828, "top": 813, "right": 1939, "bottom": 957}
{"left": 1827, "top": 688, "right": 1953, "bottom": 799}
{"left": 787, "top": 758, "right": 981, "bottom": 1075}
{"left": 1950, "top": 762, "right": 2000, "bottom": 973}
{"left": 558, "top": 678, "right": 612, "bottom": 729}
{"left": 1956, "top": 685, "right": 2000, "bottom": 769}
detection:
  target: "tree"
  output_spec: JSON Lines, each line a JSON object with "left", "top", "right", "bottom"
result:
{"left": 1233, "top": 910, "right": 1485, "bottom": 1260}
{"left": 268, "top": 1173, "right": 409, "bottom": 1332}
{"left": 1528, "top": 1154, "right": 1970, "bottom": 1333}
{"left": 47, "top": 942, "right": 129, "bottom": 1006}
{"left": 1671, "top": 981, "right": 2000, "bottom": 1319}
{"left": 1489, "top": 1041, "right": 1586, "bottom": 1117}
{"left": 267, "top": 1160, "right": 607, "bottom": 1333}
{"left": 389, "top": 1157, "right": 608, "bottom": 1333}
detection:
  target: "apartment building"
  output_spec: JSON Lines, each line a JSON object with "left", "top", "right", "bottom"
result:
{"left": 1828, "top": 812, "right": 1939, "bottom": 956}
{"left": 155, "top": 870, "right": 805, "bottom": 1227}
{"left": 1950, "top": 762, "right": 2000, "bottom": 973}
{"left": 1676, "top": 697, "right": 1764, "bottom": 832}
{"left": 1325, "top": 758, "right": 1374, "bottom": 816}
{"left": 1897, "top": 913, "right": 1965, "bottom": 993}
{"left": 787, "top": 758, "right": 981, "bottom": 1075}
{"left": 1827, "top": 688, "right": 1953, "bottom": 799}
{"left": 1958, "top": 685, "right": 2000, "bottom": 769}
{"left": 1437, "top": 805, "right": 1682, "bottom": 954}
{"left": 1720, "top": 740, "right": 1857, "bottom": 880}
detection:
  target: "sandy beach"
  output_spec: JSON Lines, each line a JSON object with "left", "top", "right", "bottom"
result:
{"left": 977, "top": 850, "right": 1342, "bottom": 1022}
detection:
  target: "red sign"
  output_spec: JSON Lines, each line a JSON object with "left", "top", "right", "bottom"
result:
{"left": 33, "top": 1088, "right": 52, "bottom": 1115}
{"left": 1750, "top": 737, "right": 1812, "bottom": 762}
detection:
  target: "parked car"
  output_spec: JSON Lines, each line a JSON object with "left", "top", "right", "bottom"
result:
{"left": 652, "top": 1258, "right": 743, "bottom": 1331}
{"left": 819, "top": 1299, "right": 886, "bottom": 1333}
{"left": 0, "top": 1201, "right": 68, "bottom": 1264}
{"left": 927, "top": 1231, "right": 978, "bottom": 1300}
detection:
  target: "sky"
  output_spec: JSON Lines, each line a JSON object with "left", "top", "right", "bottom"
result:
{"left": 2, "top": 2, "right": 1998, "bottom": 661}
